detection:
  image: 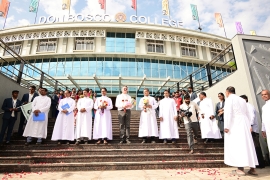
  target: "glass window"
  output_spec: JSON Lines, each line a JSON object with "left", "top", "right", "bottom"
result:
{"left": 74, "top": 37, "right": 94, "bottom": 51}
{"left": 106, "top": 32, "right": 135, "bottom": 53}
{"left": 3, "top": 42, "right": 22, "bottom": 56}
{"left": 37, "top": 39, "right": 57, "bottom": 52}
{"left": 146, "top": 40, "right": 164, "bottom": 53}
{"left": 210, "top": 48, "right": 225, "bottom": 62}
{"left": 181, "top": 44, "right": 197, "bottom": 57}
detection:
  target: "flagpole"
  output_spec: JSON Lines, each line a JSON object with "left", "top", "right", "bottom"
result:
{"left": 69, "top": 0, "right": 71, "bottom": 15}
{"left": 104, "top": 0, "right": 106, "bottom": 14}
{"left": 168, "top": 0, "right": 171, "bottom": 20}
{"left": 220, "top": 14, "right": 227, "bottom": 38}
{"left": 136, "top": 0, "right": 137, "bottom": 16}
{"left": 195, "top": 5, "right": 202, "bottom": 32}
{"left": 3, "top": 2, "right": 11, "bottom": 29}
{"left": 34, "top": 0, "right": 40, "bottom": 24}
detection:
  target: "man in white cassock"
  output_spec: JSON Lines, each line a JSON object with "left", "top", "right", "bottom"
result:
{"left": 23, "top": 88, "right": 51, "bottom": 145}
{"left": 75, "top": 89, "right": 93, "bottom": 145}
{"left": 198, "top": 92, "right": 221, "bottom": 143}
{"left": 139, "top": 88, "right": 159, "bottom": 144}
{"left": 93, "top": 87, "right": 113, "bottom": 144}
{"left": 51, "top": 90, "right": 75, "bottom": 145}
{"left": 159, "top": 90, "right": 179, "bottom": 144}
{"left": 224, "top": 86, "right": 258, "bottom": 176}
{"left": 261, "top": 90, "right": 270, "bottom": 154}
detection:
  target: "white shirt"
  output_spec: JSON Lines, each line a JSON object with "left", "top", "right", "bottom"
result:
{"left": 180, "top": 101, "right": 200, "bottom": 124}
{"left": 115, "top": 93, "right": 132, "bottom": 111}
{"left": 219, "top": 101, "right": 223, "bottom": 108}
{"left": 28, "top": 93, "right": 34, "bottom": 103}
{"left": 11, "top": 98, "right": 17, "bottom": 117}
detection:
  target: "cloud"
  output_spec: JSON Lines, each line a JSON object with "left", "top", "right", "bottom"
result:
{"left": 12, "top": 6, "right": 25, "bottom": 14}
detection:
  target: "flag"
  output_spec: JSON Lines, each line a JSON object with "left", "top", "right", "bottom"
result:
{"left": 215, "top": 13, "right": 224, "bottom": 28}
{"left": 131, "top": 0, "right": 136, "bottom": 10}
{"left": 99, "top": 0, "right": 106, "bottom": 10}
{"left": 235, "top": 22, "right": 244, "bottom": 34}
{"left": 62, "top": 0, "right": 71, "bottom": 10}
{"left": 29, "top": 0, "right": 39, "bottom": 13}
{"left": 250, "top": 30, "right": 256, "bottom": 35}
{"left": 162, "top": 0, "right": 170, "bottom": 16}
{"left": 0, "top": 0, "right": 9, "bottom": 18}
{"left": 190, "top": 4, "right": 198, "bottom": 20}
{"left": 21, "top": 103, "right": 32, "bottom": 121}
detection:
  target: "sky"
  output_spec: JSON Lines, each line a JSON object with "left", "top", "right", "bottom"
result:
{"left": 0, "top": 0, "right": 269, "bottom": 39}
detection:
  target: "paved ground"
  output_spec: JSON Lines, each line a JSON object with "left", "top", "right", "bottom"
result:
{"left": 1, "top": 167, "right": 269, "bottom": 180}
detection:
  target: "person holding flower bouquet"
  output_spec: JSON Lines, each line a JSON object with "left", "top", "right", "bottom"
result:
{"left": 115, "top": 86, "right": 132, "bottom": 144}
{"left": 138, "top": 88, "right": 159, "bottom": 143}
{"left": 93, "top": 88, "right": 113, "bottom": 144}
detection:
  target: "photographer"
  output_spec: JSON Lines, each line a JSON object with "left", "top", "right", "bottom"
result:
{"left": 179, "top": 94, "right": 201, "bottom": 154}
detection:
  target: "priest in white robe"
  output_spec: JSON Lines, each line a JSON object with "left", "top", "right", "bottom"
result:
{"left": 51, "top": 90, "right": 75, "bottom": 145}
{"left": 198, "top": 92, "right": 222, "bottom": 143}
{"left": 93, "top": 87, "right": 113, "bottom": 144}
{"left": 138, "top": 88, "right": 159, "bottom": 144}
{"left": 75, "top": 89, "right": 94, "bottom": 145}
{"left": 224, "top": 86, "right": 258, "bottom": 176}
{"left": 159, "top": 90, "right": 179, "bottom": 144}
{"left": 261, "top": 90, "right": 270, "bottom": 154}
{"left": 23, "top": 88, "right": 51, "bottom": 145}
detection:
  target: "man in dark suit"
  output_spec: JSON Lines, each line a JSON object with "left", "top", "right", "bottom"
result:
{"left": 17, "top": 86, "right": 39, "bottom": 136}
{"left": 0, "top": 90, "right": 21, "bottom": 145}
{"left": 51, "top": 90, "right": 59, "bottom": 118}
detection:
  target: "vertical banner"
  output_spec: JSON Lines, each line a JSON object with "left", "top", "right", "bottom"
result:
{"left": 29, "top": 0, "right": 39, "bottom": 13}
{"left": 235, "top": 22, "right": 244, "bottom": 34}
{"left": 162, "top": 0, "right": 170, "bottom": 16}
{"left": 250, "top": 30, "right": 257, "bottom": 35}
{"left": 62, "top": 0, "right": 71, "bottom": 10}
{"left": 215, "top": 13, "right": 224, "bottom": 28}
{"left": 99, "top": 0, "right": 106, "bottom": 10}
{"left": 190, "top": 4, "right": 198, "bottom": 20}
{"left": 0, "top": 0, "right": 9, "bottom": 18}
{"left": 131, "top": 0, "right": 137, "bottom": 10}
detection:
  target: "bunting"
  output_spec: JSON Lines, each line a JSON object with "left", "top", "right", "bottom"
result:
{"left": 235, "top": 22, "right": 244, "bottom": 34}
{"left": 62, "top": 0, "right": 71, "bottom": 10}
{"left": 0, "top": 0, "right": 9, "bottom": 18}
{"left": 99, "top": 0, "right": 106, "bottom": 10}
{"left": 29, "top": 0, "right": 39, "bottom": 13}
{"left": 162, "top": 0, "right": 170, "bottom": 16}
{"left": 215, "top": 13, "right": 224, "bottom": 28}
{"left": 190, "top": 4, "right": 198, "bottom": 20}
{"left": 131, "top": 0, "right": 136, "bottom": 10}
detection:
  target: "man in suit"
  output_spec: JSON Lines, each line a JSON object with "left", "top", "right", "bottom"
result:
{"left": 0, "top": 90, "right": 21, "bottom": 145}
{"left": 18, "top": 86, "right": 39, "bottom": 136}
{"left": 51, "top": 90, "right": 59, "bottom": 118}
{"left": 188, "top": 87, "right": 197, "bottom": 101}
{"left": 215, "top": 93, "right": 225, "bottom": 137}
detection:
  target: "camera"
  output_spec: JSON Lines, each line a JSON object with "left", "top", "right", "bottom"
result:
{"left": 180, "top": 107, "right": 192, "bottom": 118}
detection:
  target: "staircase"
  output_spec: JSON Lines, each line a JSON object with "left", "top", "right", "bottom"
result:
{"left": 0, "top": 110, "right": 225, "bottom": 172}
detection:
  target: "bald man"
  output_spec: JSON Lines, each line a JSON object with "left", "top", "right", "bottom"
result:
{"left": 261, "top": 90, "right": 270, "bottom": 154}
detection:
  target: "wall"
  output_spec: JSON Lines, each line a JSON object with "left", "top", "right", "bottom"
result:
{"left": 205, "top": 34, "right": 270, "bottom": 157}
{"left": 0, "top": 73, "right": 28, "bottom": 134}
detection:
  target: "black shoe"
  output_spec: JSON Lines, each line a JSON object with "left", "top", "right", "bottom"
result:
{"left": 84, "top": 141, "right": 88, "bottom": 144}
{"left": 172, "top": 141, "right": 176, "bottom": 144}
{"left": 119, "top": 140, "right": 124, "bottom": 144}
{"left": 126, "top": 140, "right": 131, "bottom": 144}
{"left": 25, "top": 142, "right": 30, "bottom": 146}
{"left": 75, "top": 141, "right": 80, "bottom": 145}
{"left": 5, "top": 141, "right": 10, "bottom": 145}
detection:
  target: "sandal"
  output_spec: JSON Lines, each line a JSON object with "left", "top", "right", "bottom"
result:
{"left": 96, "top": 140, "right": 101, "bottom": 144}
{"left": 248, "top": 170, "right": 258, "bottom": 176}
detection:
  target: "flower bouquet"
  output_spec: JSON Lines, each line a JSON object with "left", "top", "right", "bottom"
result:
{"left": 100, "top": 100, "right": 108, "bottom": 114}
{"left": 143, "top": 98, "right": 149, "bottom": 112}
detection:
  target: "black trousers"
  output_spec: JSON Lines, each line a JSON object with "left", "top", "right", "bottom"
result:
{"left": 0, "top": 117, "right": 16, "bottom": 143}
{"left": 18, "top": 113, "right": 26, "bottom": 136}
{"left": 252, "top": 132, "right": 265, "bottom": 168}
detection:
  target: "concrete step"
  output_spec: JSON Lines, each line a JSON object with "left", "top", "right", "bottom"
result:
{"left": 0, "top": 160, "right": 226, "bottom": 173}
{"left": 0, "top": 147, "right": 224, "bottom": 156}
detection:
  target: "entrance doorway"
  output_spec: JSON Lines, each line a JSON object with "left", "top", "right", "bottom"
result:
{"left": 110, "top": 96, "right": 117, "bottom": 110}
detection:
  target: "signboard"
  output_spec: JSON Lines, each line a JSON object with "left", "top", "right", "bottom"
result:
{"left": 38, "top": 12, "right": 183, "bottom": 28}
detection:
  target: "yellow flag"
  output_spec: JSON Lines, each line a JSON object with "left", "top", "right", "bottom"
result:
{"left": 162, "top": 0, "right": 170, "bottom": 16}
{"left": 250, "top": 30, "right": 256, "bottom": 35}
{"left": 215, "top": 13, "right": 224, "bottom": 28}
{"left": 62, "top": 0, "right": 70, "bottom": 10}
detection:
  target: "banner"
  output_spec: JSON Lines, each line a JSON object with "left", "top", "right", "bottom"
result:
{"left": 190, "top": 4, "right": 198, "bottom": 20}
{"left": 21, "top": 103, "right": 32, "bottom": 121}
{"left": 99, "top": 0, "right": 106, "bottom": 10}
{"left": 215, "top": 13, "right": 224, "bottom": 28}
{"left": 62, "top": 0, "right": 71, "bottom": 10}
{"left": 29, "top": 0, "right": 39, "bottom": 13}
{"left": 131, "top": 0, "right": 136, "bottom": 10}
{"left": 250, "top": 30, "right": 257, "bottom": 35}
{"left": 235, "top": 22, "right": 244, "bottom": 34}
{"left": 0, "top": 0, "right": 9, "bottom": 18}
{"left": 162, "top": 0, "right": 170, "bottom": 16}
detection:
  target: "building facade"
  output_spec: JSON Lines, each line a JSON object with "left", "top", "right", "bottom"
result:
{"left": 0, "top": 21, "right": 233, "bottom": 99}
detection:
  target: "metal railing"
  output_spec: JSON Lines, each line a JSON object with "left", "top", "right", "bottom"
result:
{"left": 165, "top": 44, "right": 237, "bottom": 94}
{"left": 0, "top": 39, "right": 68, "bottom": 91}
